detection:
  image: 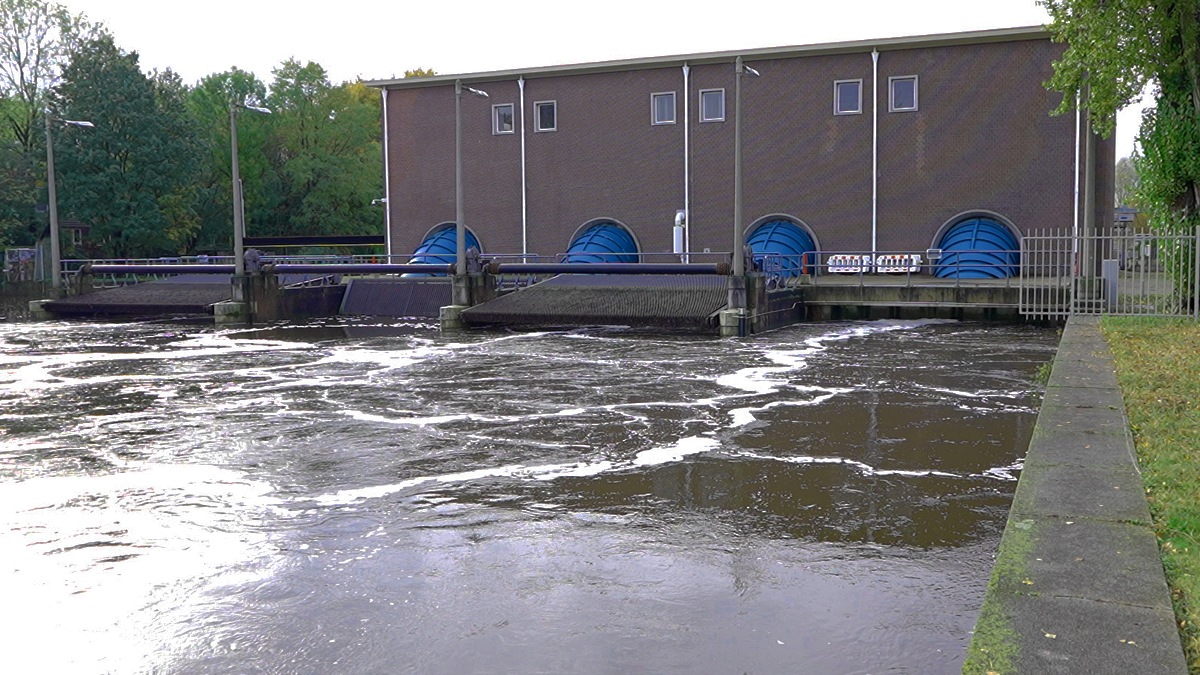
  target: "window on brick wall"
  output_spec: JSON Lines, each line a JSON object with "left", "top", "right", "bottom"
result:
{"left": 493, "top": 103, "right": 514, "bottom": 134}
{"left": 700, "top": 88, "right": 725, "bottom": 122}
{"left": 834, "top": 79, "right": 862, "bottom": 115}
{"left": 535, "top": 100, "right": 556, "bottom": 132}
{"left": 651, "top": 92, "right": 676, "bottom": 125}
{"left": 889, "top": 76, "right": 918, "bottom": 112}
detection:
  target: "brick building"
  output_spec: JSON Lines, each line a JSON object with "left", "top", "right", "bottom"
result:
{"left": 367, "top": 26, "right": 1113, "bottom": 274}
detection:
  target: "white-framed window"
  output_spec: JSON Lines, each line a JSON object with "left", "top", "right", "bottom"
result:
{"left": 889, "top": 75, "right": 918, "bottom": 112}
{"left": 492, "top": 103, "right": 514, "bottom": 134}
{"left": 535, "top": 100, "right": 556, "bottom": 132}
{"left": 651, "top": 91, "right": 676, "bottom": 125}
{"left": 834, "top": 79, "right": 862, "bottom": 115}
{"left": 699, "top": 88, "right": 725, "bottom": 122}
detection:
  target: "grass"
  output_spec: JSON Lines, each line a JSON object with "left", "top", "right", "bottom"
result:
{"left": 1102, "top": 316, "right": 1200, "bottom": 673}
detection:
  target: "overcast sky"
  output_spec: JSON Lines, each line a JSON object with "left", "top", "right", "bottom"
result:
{"left": 62, "top": 0, "right": 1145, "bottom": 157}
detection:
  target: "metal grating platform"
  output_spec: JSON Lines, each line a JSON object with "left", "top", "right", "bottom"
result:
{"left": 462, "top": 274, "right": 729, "bottom": 328}
{"left": 339, "top": 278, "right": 452, "bottom": 318}
{"left": 42, "top": 275, "right": 232, "bottom": 316}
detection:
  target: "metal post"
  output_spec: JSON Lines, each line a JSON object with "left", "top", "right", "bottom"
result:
{"left": 231, "top": 106, "right": 244, "bottom": 276}
{"left": 454, "top": 79, "right": 468, "bottom": 306}
{"left": 44, "top": 114, "right": 61, "bottom": 293}
{"left": 733, "top": 58, "right": 745, "bottom": 281}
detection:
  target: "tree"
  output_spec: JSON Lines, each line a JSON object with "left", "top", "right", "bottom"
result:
{"left": 403, "top": 68, "right": 437, "bottom": 78}
{"left": 186, "top": 67, "right": 276, "bottom": 253}
{"left": 1115, "top": 156, "right": 1141, "bottom": 207}
{"left": 262, "top": 59, "right": 382, "bottom": 240}
{"left": 50, "top": 35, "right": 201, "bottom": 258}
{"left": 0, "top": 0, "right": 104, "bottom": 150}
{"left": 1042, "top": 0, "right": 1200, "bottom": 230}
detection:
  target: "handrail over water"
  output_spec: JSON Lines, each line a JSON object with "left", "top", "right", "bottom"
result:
{"left": 489, "top": 262, "right": 730, "bottom": 275}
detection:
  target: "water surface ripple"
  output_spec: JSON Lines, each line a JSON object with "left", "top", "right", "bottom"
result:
{"left": 0, "top": 318, "right": 1057, "bottom": 674}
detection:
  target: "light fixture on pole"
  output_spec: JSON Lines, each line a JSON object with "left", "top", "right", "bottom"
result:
{"left": 231, "top": 101, "right": 272, "bottom": 276}
{"left": 454, "top": 79, "right": 489, "bottom": 306}
{"left": 44, "top": 113, "right": 94, "bottom": 295}
{"left": 730, "top": 56, "right": 759, "bottom": 310}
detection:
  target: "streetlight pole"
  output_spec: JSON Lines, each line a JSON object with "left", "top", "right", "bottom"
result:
{"left": 44, "top": 113, "right": 93, "bottom": 295}
{"left": 730, "top": 57, "right": 759, "bottom": 310}
{"left": 454, "top": 80, "right": 489, "bottom": 307}
{"left": 230, "top": 102, "right": 271, "bottom": 276}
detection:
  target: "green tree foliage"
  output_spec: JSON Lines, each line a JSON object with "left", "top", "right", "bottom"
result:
{"left": 0, "top": 135, "right": 36, "bottom": 248}
{"left": 49, "top": 35, "right": 201, "bottom": 257}
{"left": 0, "top": 0, "right": 104, "bottom": 150}
{"left": 260, "top": 59, "right": 381, "bottom": 240}
{"left": 185, "top": 67, "right": 275, "bottom": 253}
{"left": 403, "top": 68, "right": 437, "bottom": 78}
{"left": 1043, "top": 0, "right": 1200, "bottom": 229}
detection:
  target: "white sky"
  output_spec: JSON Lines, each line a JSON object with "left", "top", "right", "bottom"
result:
{"left": 62, "top": 0, "right": 1146, "bottom": 158}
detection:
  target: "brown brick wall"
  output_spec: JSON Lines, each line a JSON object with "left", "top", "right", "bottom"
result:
{"left": 385, "top": 37, "right": 1113, "bottom": 259}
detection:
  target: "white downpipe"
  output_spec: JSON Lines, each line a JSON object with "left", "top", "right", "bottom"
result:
{"left": 871, "top": 49, "right": 879, "bottom": 256}
{"left": 519, "top": 77, "right": 528, "bottom": 256}
{"left": 381, "top": 88, "right": 392, "bottom": 258}
{"left": 682, "top": 64, "right": 691, "bottom": 261}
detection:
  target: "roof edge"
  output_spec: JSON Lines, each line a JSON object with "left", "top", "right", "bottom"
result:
{"left": 366, "top": 25, "right": 1050, "bottom": 90}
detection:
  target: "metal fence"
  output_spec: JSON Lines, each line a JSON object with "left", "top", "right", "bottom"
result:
{"left": 1019, "top": 227, "right": 1200, "bottom": 320}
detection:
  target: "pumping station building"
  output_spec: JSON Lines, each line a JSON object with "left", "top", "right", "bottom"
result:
{"left": 368, "top": 26, "right": 1113, "bottom": 288}
{"left": 37, "top": 26, "right": 1119, "bottom": 330}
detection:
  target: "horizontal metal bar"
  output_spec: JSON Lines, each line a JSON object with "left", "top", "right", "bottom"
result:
{"left": 490, "top": 262, "right": 729, "bottom": 275}
{"left": 269, "top": 264, "right": 454, "bottom": 275}
{"left": 83, "top": 264, "right": 236, "bottom": 274}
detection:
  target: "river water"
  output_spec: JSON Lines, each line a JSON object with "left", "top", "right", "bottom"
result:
{"left": 0, "top": 318, "right": 1056, "bottom": 675}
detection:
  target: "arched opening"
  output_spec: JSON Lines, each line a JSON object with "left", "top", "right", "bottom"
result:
{"left": 405, "top": 223, "right": 481, "bottom": 276}
{"left": 746, "top": 217, "right": 818, "bottom": 276}
{"left": 565, "top": 219, "right": 639, "bottom": 263}
{"left": 933, "top": 215, "right": 1020, "bottom": 279}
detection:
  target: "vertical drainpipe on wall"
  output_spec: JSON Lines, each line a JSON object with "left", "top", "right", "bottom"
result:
{"left": 519, "top": 77, "right": 528, "bottom": 257}
{"left": 381, "top": 88, "right": 392, "bottom": 258}
{"left": 871, "top": 49, "right": 879, "bottom": 257}
{"left": 682, "top": 64, "right": 691, "bottom": 261}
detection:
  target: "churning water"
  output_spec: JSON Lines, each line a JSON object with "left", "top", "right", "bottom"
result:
{"left": 0, "top": 318, "right": 1057, "bottom": 674}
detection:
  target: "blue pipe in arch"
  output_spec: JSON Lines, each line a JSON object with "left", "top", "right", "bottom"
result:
{"left": 566, "top": 221, "right": 638, "bottom": 263}
{"left": 746, "top": 219, "right": 817, "bottom": 276}
{"left": 934, "top": 217, "right": 1020, "bottom": 279}
{"left": 405, "top": 224, "right": 480, "bottom": 276}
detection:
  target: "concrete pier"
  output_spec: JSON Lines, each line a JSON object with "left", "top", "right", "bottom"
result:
{"left": 963, "top": 316, "right": 1187, "bottom": 674}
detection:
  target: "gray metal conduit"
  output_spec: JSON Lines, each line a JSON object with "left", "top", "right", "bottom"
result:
{"left": 82, "top": 264, "right": 237, "bottom": 274}
{"left": 80, "top": 263, "right": 456, "bottom": 275}
{"left": 489, "top": 262, "right": 729, "bottom": 275}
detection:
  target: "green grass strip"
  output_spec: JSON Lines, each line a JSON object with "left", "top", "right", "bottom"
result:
{"left": 1103, "top": 316, "right": 1200, "bottom": 674}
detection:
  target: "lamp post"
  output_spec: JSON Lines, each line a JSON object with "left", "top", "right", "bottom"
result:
{"left": 730, "top": 56, "right": 760, "bottom": 310}
{"left": 230, "top": 102, "right": 271, "bottom": 276}
{"left": 44, "top": 114, "right": 94, "bottom": 294}
{"left": 454, "top": 79, "right": 489, "bottom": 306}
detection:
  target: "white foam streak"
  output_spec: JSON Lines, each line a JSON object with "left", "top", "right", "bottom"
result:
{"left": 632, "top": 436, "right": 720, "bottom": 466}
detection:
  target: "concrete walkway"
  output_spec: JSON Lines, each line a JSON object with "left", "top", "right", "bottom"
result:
{"left": 963, "top": 315, "right": 1188, "bottom": 674}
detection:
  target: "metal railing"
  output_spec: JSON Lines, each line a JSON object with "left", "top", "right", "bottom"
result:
{"left": 753, "top": 250, "right": 1022, "bottom": 291}
{"left": 1019, "top": 227, "right": 1200, "bottom": 320}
